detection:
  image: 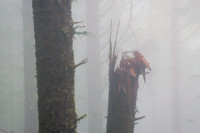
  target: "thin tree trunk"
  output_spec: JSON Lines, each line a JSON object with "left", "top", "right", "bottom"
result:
{"left": 32, "top": 0, "right": 77, "bottom": 133}
{"left": 22, "top": 0, "right": 38, "bottom": 132}
{"left": 86, "top": 0, "right": 103, "bottom": 133}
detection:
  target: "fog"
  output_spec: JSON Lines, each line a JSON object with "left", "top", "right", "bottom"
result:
{"left": 0, "top": 0, "right": 200, "bottom": 133}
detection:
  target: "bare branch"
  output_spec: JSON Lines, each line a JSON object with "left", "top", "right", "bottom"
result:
{"left": 135, "top": 116, "right": 145, "bottom": 121}
{"left": 73, "top": 21, "right": 84, "bottom": 25}
{"left": 74, "top": 58, "right": 88, "bottom": 69}
{"left": 76, "top": 114, "right": 87, "bottom": 123}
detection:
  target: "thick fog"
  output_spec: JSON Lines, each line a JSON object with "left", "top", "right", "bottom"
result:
{"left": 0, "top": 0, "right": 200, "bottom": 133}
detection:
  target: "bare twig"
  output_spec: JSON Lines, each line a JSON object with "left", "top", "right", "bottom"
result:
{"left": 74, "top": 58, "right": 88, "bottom": 69}
{"left": 135, "top": 116, "right": 145, "bottom": 121}
{"left": 73, "top": 21, "right": 84, "bottom": 25}
{"left": 73, "top": 25, "right": 85, "bottom": 30}
{"left": 76, "top": 114, "right": 87, "bottom": 123}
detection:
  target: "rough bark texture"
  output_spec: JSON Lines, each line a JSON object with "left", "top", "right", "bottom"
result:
{"left": 32, "top": 0, "right": 76, "bottom": 133}
{"left": 23, "top": 0, "right": 38, "bottom": 132}
{"left": 86, "top": 0, "right": 103, "bottom": 133}
{"left": 106, "top": 55, "right": 139, "bottom": 133}
{"left": 106, "top": 28, "right": 150, "bottom": 132}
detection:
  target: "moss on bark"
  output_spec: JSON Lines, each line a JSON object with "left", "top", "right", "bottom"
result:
{"left": 32, "top": 0, "right": 76, "bottom": 133}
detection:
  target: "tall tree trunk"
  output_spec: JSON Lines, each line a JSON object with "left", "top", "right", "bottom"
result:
{"left": 86, "top": 0, "right": 103, "bottom": 133}
{"left": 22, "top": 0, "right": 38, "bottom": 132}
{"left": 32, "top": 0, "right": 77, "bottom": 133}
{"left": 171, "top": 1, "right": 181, "bottom": 133}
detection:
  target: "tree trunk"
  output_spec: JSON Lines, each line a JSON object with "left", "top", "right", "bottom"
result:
{"left": 32, "top": 0, "right": 77, "bottom": 133}
{"left": 107, "top": 75, "right": 139, "bottom": 133}
{"left": 86, "top": 0, "right": 103, "bottom": 133}
{"left": 106, "top": 57, "right": 138, "bottom": 133}
{"left": 22, "top": 0, "right": 38, "bottom": 132}
{"left": 106, "top": 48, "right": 148, "bottom": 133}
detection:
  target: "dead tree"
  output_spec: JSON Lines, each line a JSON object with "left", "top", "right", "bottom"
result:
{"left": 106, "top": 22, "right": 151, "bottom": 133}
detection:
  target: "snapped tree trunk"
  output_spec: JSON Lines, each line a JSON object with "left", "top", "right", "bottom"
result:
{"left": 106, "top": 26, "right": 150, "bottom": 133}
{"left": 107, "top": 64, "right": 138, "bottom": 133}
{"left": 106, "top": 55, "right": 139, "bottom": 133}
{"left": 32, "top": 0, "right": 77, "bottom": 133}
{"left": 23, "top": 0, "right": 38, "bottom": 132}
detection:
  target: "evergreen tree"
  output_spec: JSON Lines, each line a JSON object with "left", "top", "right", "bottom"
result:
{"left": 32, "top": 0, "right": 77, "bottom": 132}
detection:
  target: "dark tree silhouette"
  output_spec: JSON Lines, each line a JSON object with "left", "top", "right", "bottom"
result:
{"left": 32, "top": 0, "right": 77, "bottom": 132}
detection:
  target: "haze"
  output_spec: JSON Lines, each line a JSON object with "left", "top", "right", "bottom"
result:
{"left": 0, "top": 0, "right": 200, "bottom": 133}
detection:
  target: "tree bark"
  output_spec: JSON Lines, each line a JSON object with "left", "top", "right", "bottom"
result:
{"left": 107, "top": 77, "right": 138, "bottom": 133}
{"left": 106, "top": 57, "right": 139, "bottom": 133}
{"left": 32, "top": 0, "right": 77, "bottom": 133}
{"left": 106, "top": 46, "right": 149, "bottom": 133}
{"left": 22, "top": 0, "right": 38, "bottom": 132}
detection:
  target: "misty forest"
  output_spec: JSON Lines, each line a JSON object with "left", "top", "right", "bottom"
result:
{"left": 0, "top": 0, "right": 200, "bottom": 133}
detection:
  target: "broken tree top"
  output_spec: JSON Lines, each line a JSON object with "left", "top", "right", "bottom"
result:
{"left": 115, "top": 50, "right": 151, "bottom": 91}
